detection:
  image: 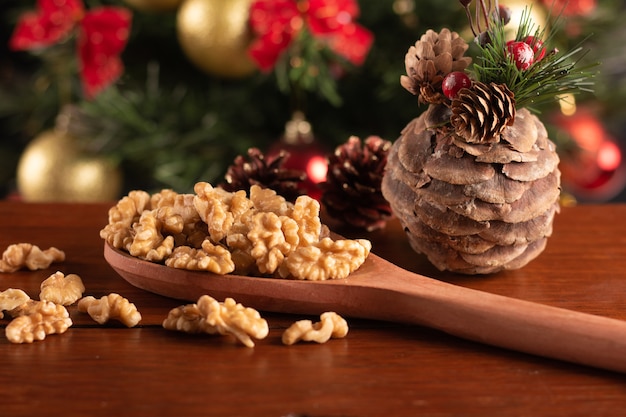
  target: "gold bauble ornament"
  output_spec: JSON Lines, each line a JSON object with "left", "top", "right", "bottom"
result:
{"left": 17, "top": 129, "right": 122, "bottom": 202}
{"left": 500, "top": 0, "right": 549, "bottom": 38}
{"left": 176, "top": 0, "right": 256, "bottom": 78}
{"left": 122, "top": 0, "right": 183, "bottom": 13}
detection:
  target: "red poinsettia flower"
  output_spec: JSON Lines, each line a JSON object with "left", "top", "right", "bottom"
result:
{"left": 9, "top": 0, "right": 131, "bottom": 99}
{"left": 540, "top": 0, "right": 596, "bottom": 16}
{"left": 248, "top": 0, "right": 302, "bottom": 71}
{"left": 248, "top": 0, "right": 373, "bottom": 71}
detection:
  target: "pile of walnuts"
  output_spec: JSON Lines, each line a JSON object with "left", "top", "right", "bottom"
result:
{"left": 101, "top": 182, "right": 372, "bottom": 280}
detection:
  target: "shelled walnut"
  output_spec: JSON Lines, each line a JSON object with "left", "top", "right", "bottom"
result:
{"left": 0, "top": 243, "right": 65, "bottom": 273}
{"left": 0, "top": 288, "right": 30, "bottom": 319}
{"left": 165, "top": 240, "right": 235, "bottom": 274}
{"left": 278, "top": 238, "right": 372, "bottom": 280}
{"left": 78, "top": 293, "right": 142, "bottom": 327}
{"left": 5, "top": 300, "right": 72, "bottom": 344}
{"left": 282, "top": 312, "right": 349, "bottom": 345}
{"left": 163, "top": 295, "right": 269, "bottom": 347}
{"left": 39, "top": 271, "right": 85, "bottom": 306}
{"left": 101, "top": 183, "right": 372, "bottom": 281}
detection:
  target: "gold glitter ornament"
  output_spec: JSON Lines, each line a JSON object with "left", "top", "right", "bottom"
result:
{"left": 17, "top": 129, "right": 122, "bottom": 202}
{"left": 176, "top": 0, "right": 256, "bottom": 78}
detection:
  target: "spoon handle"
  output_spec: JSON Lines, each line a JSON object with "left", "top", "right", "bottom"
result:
{"left": 358, "top": 272, "right": 626, "bottom": 373}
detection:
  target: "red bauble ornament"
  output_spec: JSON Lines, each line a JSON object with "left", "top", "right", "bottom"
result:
{"left": 266, "top": 112, "right": 328, "bottom": 200}
{"left": 506, "top": 41, "right": 534, "bottom": 70}
{"left": 442, "top": 71, "right": 472, "bottom": 99}
{"left": 523, "top": 36, "right": 546, "bottom": 61}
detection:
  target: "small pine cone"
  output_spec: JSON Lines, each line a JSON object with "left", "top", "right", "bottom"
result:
{"left": 320, "top": 136, "right": 393, "bottom": 232}
{"left": 401, "top": 28, "right": 472, "bottom": 104}
{"left": 220, "top": 148, "right": 306, "bottom": 202}
{"left": 450, "top": 82, "right": 516, "bottom": 144}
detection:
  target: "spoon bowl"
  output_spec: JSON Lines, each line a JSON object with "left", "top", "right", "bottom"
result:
{"left": 105, "top": 242, "right": 626, "bottom": 373}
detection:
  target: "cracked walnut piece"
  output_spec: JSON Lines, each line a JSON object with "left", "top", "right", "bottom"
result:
{"left": 165, "top": 240, "right": 235, "bottom": 274}
{"left": 163, "top": 295, "right": 269, "bottom": 347}
{"left": 39, "top": 271, "right": 85, "bottom": 306}
{"left": 100, "top": 190, "right": 151, "bottom": 251}
{"left": 282, "top": 312, "right": 349, "bottom": 345}
{"left": 0, "top": 243, "right": 65, "bottom": 273}
{"left": 0, "top": 288, "right": 30, "bottom": 319}
{"left": 5, "top": 300, "right": 72, "bottom": 344}
{"left": 278, "top": 237, "right": 372, "bottom": 280}
{"left": 129, "top": 210, "right": 175, "bottom": 262}
{"left": 78, "top": 293, "right": 142, "bottom": 327}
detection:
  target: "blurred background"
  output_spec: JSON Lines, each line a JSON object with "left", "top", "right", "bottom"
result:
{"left": 1, "top": 0, "right": 625, "bottom": 203}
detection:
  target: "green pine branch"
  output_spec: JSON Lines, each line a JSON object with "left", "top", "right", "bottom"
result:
{"left": 470, "top": 6, "right": 599, "bottom": 112}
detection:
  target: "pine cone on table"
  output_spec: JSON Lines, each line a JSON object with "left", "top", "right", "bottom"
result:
{"left": 220, "top": 148, "right": 306, "bottom": 202}
{"left": 320, "top": 136, "right": 393, "bottom": 232}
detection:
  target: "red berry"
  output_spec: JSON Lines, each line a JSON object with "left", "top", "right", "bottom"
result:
{"left": 506, "top": 41, "right": 534, "bottom": 70}
{"left": 523, "top": 36, "right": 546, "bottom": 61}
{"left": 442, "top": 71, "right": 472, "bottom": 99}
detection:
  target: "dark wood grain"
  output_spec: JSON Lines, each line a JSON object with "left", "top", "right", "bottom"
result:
{"left": 2, "top": 202, "right": 626, "bottom": 416}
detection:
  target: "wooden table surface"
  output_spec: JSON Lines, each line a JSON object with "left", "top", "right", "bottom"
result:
{"left": 1, "top": 201, "right": 626, "bottom": 416}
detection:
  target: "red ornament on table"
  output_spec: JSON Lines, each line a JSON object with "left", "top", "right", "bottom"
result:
{"left": 9, "top": 0, "right": 132, "bottom": 99}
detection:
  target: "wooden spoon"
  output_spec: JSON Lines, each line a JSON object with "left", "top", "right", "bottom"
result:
{"left": 104, "top": 242, "right": 626, "bottom": 373}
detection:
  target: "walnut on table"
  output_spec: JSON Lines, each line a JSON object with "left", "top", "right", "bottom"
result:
{"left": 5, "top": 300, "right": 72, "bottom": 344}
{"left": 0, "top": 243, "right": 65, "bottom": 273}
{"left": 39, "top": 271, "right": 85, "bottom": 306}
{"left": 163, "top": 295, "right": 269, "bottom": 348}
{"left": 78, "top": 293, "right": 142, "bottom": 327}
{"left": 0, "top": 288, "right": 30, "bottom": 319}
{"left": 282, "top": 312, "right": 349, "bottom": 345}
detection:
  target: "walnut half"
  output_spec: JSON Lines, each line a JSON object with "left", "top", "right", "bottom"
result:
{"left": 163, "top": 295, "right": 269, "bottom": 347}
{"left": 0, "top": 288, "right": 30, "bottom": 319}
{"left": 39, "top": 271, "right": 85, "bottom": 306}
{"left": 5, "top": 300, "right": 72, "bottom": 344}
{"left": 282, "top": 312, "right": 349, "bottom": 345}
{"left": 0, "top": 243, "right": 65, "bottom": 273}
{"left": 78, "top": 293, "right": 142, "bottom": 327}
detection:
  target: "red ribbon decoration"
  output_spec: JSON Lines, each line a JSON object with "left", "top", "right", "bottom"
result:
{"left": 9, "top": 0, "right": 131, "bottom": 99}
{"left": 248, "top": 0, "right": 373, "bottom": 71}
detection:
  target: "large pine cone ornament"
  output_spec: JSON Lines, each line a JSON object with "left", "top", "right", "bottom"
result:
{"left": 382, "top": 100, "right": 560, "bottom": 274}
{"left": 382, "top": 0, "right": 593, "bottom": 274}
{"left": 382, "top": 102, "right": 560, "bottom": 274}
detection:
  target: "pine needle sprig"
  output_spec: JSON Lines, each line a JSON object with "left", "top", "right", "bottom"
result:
{"left": 470, "top": 6, "right": 599, "bottom": 112}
